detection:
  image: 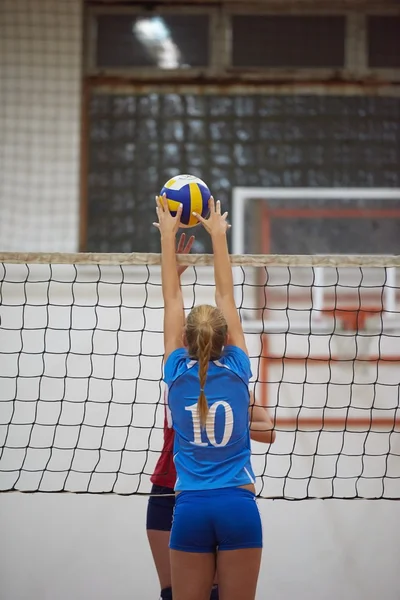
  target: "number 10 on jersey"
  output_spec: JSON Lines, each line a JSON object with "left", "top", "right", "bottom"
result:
{"left": 185, "top": 401, "right": 233, "bottom": 448}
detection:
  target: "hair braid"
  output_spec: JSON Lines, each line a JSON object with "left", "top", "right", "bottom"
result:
{"left": 185, "top": 304, "right": 228, "bottom": 427}
{"left": 197, "top": 322, "right": 213, "bottom": 427}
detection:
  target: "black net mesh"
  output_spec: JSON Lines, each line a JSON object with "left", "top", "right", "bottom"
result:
{"left": 0, "top": 258, "right": 399, "bottom": 499}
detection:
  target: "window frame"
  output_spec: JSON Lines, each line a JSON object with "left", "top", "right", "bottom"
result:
{"left": 228, "top": 11, "right": 348, "bottom": 72}
{"left": 225, "top": 5, "right": 400, "bottom": 82}
{"left": 366, "top": 13, "right": 400, "bottom": 69}
{"left": 85, "top": 4, "right": 400, "bottom": 82}
{"left": 85, "top": 4, "right": 225, "bottom": 79}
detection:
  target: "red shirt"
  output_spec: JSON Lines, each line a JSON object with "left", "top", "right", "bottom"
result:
{"left": 150, "top": 406, "right": 177, "bottom": 489}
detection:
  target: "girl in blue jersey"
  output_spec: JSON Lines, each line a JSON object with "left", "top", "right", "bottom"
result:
{"left": 154, "top": 195, "right": 264, "bottom": 600}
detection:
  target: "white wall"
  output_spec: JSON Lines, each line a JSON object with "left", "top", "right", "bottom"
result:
{"left": 0, "top": 493, "right": 399, "bottom": 600}
{"left": 0, "top": 0, "right": 81, "bottom": 252}
{"left": 1, "top": 2, "right": 400, "bottom": 599}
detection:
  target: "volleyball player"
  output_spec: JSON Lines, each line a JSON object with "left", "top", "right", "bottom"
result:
{"left": 153, "top": 196, "right": 267, "bottom": 600}
{"left": 146, "top": 233, "right": 275, "bottom": 600}
{"left": 147, "top": 391, "right": 274, "bottom": 600}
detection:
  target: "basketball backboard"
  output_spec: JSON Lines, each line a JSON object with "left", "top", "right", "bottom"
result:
{"left": 231, "top": 188, "right": 400, "bottom": 333}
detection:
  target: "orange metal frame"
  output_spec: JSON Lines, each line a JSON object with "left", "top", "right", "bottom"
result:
{"left": 259, "top": 333, "right": 400, "bottom": 431}
{"left": 258, "top": 205, "right": 400, "bottom": 431}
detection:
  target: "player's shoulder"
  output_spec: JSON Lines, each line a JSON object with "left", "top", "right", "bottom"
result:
{"left": 164, "top": 348, "right": 193, "bottom": 386}
{"left": 166, "top": 347, "right": 187, "bottom": 364}
{"left": 221, "top": 345, "right": 248, "bottom": 360}
{"left": 215, "top": 345, "right": 252, "bottom": 383}
{"left": 219, "top": 345, "right": 250, "bottom": 367}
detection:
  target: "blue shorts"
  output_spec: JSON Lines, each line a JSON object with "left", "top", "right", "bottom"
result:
{"left": 146, "top": 484, "right": 175, "bottom": 531}
{"left": 170, "top": 487, "right": 263, "bottom": 553}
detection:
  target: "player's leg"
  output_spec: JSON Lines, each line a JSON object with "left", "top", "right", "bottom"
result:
{"left": 214, "top": 488, "right": 263, "bottom": 600}
{"left": 146, "top": 485, "right": 176, "bottom": 599}
{"left": 170, "top": 550, "right": 216, "bottom": 600}
{"left": 216, "top": 548, "right": 261, "bottom": 600}
{"left": 147, "top": 534, "right": 220, "bottom": 600}
{"left": 169, "top": 491, "right": 216, "bottom": 600}
{"left": 147, "top": 530, "right": 172, "bottom": 598}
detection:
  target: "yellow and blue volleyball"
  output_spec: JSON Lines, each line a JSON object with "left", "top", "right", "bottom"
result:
{"left": 160, "top": 174, "right": 211, "bottom": 228}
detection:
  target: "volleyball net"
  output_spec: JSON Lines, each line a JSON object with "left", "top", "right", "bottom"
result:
{"left": 0, "top": 253, "right": 399, "bottom": 500}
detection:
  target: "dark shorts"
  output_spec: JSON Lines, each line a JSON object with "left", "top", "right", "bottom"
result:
{"left": 146, "top": 484, "right": 176, "bottom": 532}
{"left": 169, "top": 487, "right": 263, "bottom": 553}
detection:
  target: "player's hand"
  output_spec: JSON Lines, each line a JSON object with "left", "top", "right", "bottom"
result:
{"left": 176, "top": 233, "right": 195, "bottom": 276}
{"left": 192, "top": 197, "right": 231, "bottom": 237}
{"left": 153, "top": 194, "right": 182, "bottom": 237}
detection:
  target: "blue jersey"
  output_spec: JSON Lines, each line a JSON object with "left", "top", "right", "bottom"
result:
{"left": 164, "top": 345, "right": 256, "bottom": 492}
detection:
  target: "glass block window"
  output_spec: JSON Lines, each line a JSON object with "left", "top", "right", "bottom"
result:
{"left": 86, "top": 93, "right": 400, "bottom": 253}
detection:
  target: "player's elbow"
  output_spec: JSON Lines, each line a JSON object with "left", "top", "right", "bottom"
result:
{"left": 249, "top": 424, "right": 276, "bottom": 445}
{"left": 164, "top": 291, "right": 183, "bottom": 308}
{"left": 216, "top": 290, "right": 234, "bottom": 304}
{"left": 249, "top": 404, "right": 276, "bottom": 444}
{"left": 250, "top": 430, "right": 275, "bottom": 444}
{"left": 215, "top": 290, "right": 223, "bottom": 307}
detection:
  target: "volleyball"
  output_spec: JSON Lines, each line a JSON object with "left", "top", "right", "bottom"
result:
{"left": 160, "top": 174, "right": 211, "bottom": 228}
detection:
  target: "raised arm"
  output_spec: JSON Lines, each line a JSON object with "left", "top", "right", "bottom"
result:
{"left": 154, "top": 197, "right": 191, "bottom": 360}
{"left": 194, "top": 198, "right": 247, "bottom": 354}
{"left": 249, "top": 391, "right": 276, "bottom": 444}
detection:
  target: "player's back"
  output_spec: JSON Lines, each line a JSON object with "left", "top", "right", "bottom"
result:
{"left": 165, "top": 345, "right": 256, "bottom": 491}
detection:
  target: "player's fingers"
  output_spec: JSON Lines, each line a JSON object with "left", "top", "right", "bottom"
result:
{"left": 184, "top": 235, "right": 195, "bottom": 254}
{"left": 216, "top": 200, "right": 221, "bottom": 215}
{"left": 162, "top": 193, "right": 170, "bottom": 213}
{"left": 176, "top": 203, "right": 183, "bottom": 219}
{"left": 208, "top": 196, "right": 215, "bottom": 214}
{"left": 192, "top": 211, "right": 206, "bottom": 225}
{"left": 221, "top": 211, "right": 228, "bottom": 220}
{"left": 152, "top": 222, "right": 160, "bottom": 229}
{"left": 155, "top": 196, "right": 164, "bottom": 214}
{"left": 177, "top": 232, "right": 186, "bottom": 252}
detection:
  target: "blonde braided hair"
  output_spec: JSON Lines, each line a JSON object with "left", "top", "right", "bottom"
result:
{"left": 185, "top": 304, "right": 227, "bottom": 427}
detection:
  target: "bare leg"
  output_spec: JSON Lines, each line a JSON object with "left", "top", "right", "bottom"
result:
{"left": 147, "top": 530, "right": 172, "bottom": 590}
{"left": 170, "top": 550, "right": 216, "bottom": 600}
{"left": 217, "top": 548, "right": 262, "bottom": 600}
